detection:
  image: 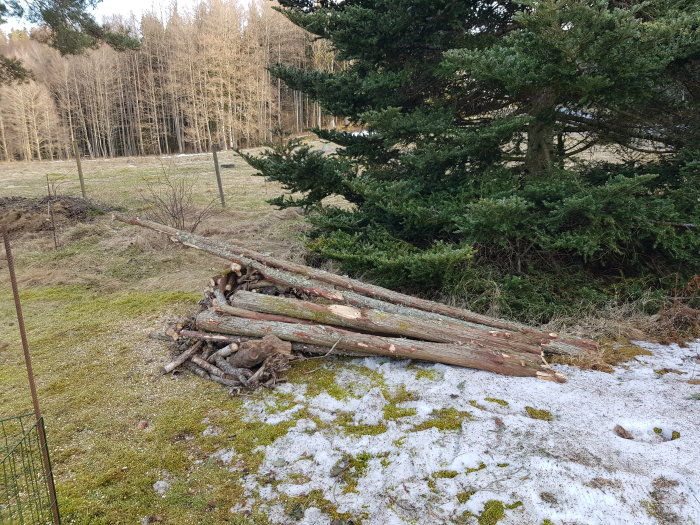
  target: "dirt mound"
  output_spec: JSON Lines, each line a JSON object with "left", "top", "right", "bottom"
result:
{"left": 0, "top": 196, "right": 108, "bottom": 235}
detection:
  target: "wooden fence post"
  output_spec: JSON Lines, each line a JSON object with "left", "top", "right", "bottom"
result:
{"left": 72, "top": 140, "right": 86, "bottom": 199}
{"left": 212, "top": 144, "right": 225, "bottom": 208}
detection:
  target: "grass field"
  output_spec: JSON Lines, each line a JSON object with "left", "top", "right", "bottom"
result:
{"left": 1, "top": 150, "right": 698, "bottom": 525}
{"left": 0, "top": 149, "right": 312, "bottom": 523}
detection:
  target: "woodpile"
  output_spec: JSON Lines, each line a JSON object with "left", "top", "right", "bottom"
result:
{"left": 116, "top": 214, "right": 598, "bottom": 390}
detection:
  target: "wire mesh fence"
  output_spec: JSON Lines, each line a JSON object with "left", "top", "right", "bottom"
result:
{"left": 0, "top": 413, "right": 58, "bottom": 524}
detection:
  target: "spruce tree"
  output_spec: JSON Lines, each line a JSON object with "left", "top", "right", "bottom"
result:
{"left": 243, "top": 0, "right": 700, "bottom": 321}
{"left": 1, "top": 0, "right": 138, "bottom": 83}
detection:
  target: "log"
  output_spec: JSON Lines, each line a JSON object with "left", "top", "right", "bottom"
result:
{"left": 196, "top": 310, "right": 565, "bottom": 382}
{"left": 214, "top": 356, "right": 252, "bottom": 385}
{"left": 112, "top": 214, "right": 596, "bottom": 354}
{"left": 177, "top": 329, "right": 356, "bottom": 356}
{"left": 206, "top": 343, "right": 238, "bottom": 363}
{"left": 191, "top": 355, "right": 224, "bottom": 377}
{"left": 161, "top": 341, "right": 203, "bottom": 374}
{"left": 230, "top": 291, "right": 542, "bottom": 355}
{"left": 229, "top": 335, "right": 292, "bottom": 368}
{"left": 181, "top": 360, "right": 210, "bottom": 380}
{"left": 213, "top": 302, "right": 317, "bottom": 325}
{"left": 179, "top": 330, "right": 249, "bottom": 344}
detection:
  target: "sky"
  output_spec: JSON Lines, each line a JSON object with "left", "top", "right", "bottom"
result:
{"left": 1, "top": 0, "right": 199, "bottom": 31}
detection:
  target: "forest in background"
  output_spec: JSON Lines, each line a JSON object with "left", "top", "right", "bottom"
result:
{"left": 0, "top": 0, "right": 335, "bottom": 161}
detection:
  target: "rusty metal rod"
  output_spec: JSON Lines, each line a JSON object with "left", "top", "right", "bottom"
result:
{"left": 3, "top": 232, "right": 61, "bottom": 524}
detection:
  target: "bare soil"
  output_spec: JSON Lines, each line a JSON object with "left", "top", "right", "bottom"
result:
{"left": 0, "top": 195, "right": 108, "bottom": 235}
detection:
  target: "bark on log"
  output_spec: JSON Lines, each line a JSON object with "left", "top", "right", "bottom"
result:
{"left": 229, "top": 335, "right": 292, "bottom": 368}
{"left": 191, "top": 355, "right": 224, "bottom": 377}
{"left": 207, "top": 343, "right": 238, "bottom": 363}
{"left": 162, "top": 341, "right": 203, "bottom": 374}
{"left": 214, "top": 302, "right": 317, "bottom": 325}
{"left": 196, "top": 310, "right": 565, "bottom": 382}
{"left": 179, "top": 330, "right": 250, "bottom": 344}
{"left": 230, "top": 291, "right": 542, "bottom": 355}
{"left": 181, "top": 360, "right": 210, "bottom": 380}
{"left": 178, "top": 329, "right": 356, "bottom": 356}
{"left": 114, "top": 215, "right": 595, "bottom": 354}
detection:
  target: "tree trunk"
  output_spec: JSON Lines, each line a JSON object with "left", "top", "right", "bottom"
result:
{"left": 525, "top": 92, "right": 557, "bottom": 175}
{"left": 196, "top": 310, "right": 566, "bottom": 382}
{"left": 525, "top": 118, "right": 555, "bottom": 174}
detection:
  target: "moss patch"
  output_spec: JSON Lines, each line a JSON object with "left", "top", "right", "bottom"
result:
{"left": 281, "top": 489, "right": 356, "bottom": 522}
{"left": 525, "top": 406, "right": 553, "bottom": 421}
{"left": 412, "top": 408, "right": 472, "bottom": 432}
{"left": 457, "top": 490, "right": 476, "bottom": 503}
{"left": 335, "top": 413, "right": 388, "bottom": 436}
{"left": 382, "top": 385, "right": 418, "bottom": 420}
{"left": 432, "top": 470, "right": 459, "bottom": 479}
{"left": 415, "top": 368, "right": 442, "bottom": 381}
{"left": 485, "top": 397, "right": 509, "bottom": 406}
{"left": 285, "top": 361, "right": 351, "bottom": 400}
{"left": 466, "top": 462, "right": 487, "bottom": 474}
{"left": 339, "top": 452, "right": 374, "bottom": 494}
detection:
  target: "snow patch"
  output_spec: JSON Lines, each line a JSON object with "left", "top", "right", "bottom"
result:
{"left": 236, "top": 340, "right": 700, "bottom": 524}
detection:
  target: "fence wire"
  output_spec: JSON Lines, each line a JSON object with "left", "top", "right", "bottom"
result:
{"left": 0, "top": 414, "right": 57, "bottom": 524}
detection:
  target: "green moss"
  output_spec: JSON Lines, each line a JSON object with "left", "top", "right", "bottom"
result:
{"left": 653, "top": 427, "right": 663, "bottom": 434}
{"left": 335, "top": 413, "right": 388, "bottom": 436}
{"left": 671, "top": 430, "right": 681, "bottom": 440}
{"left": 485, "top": 398, "right": 509, "bottom": 406}
{"left": 264, "top": 393, "right": 298, "bottom": 415}
{"left": 541, "top": 520, "right": 555, "bottom": 525}
{"left": 459, "top": 499, "right": 522, "bottom": 525}
{"left": 349, "top": 364, "right": 387, "bottom": 387}
{"left": 287, "top": 473, "right": 311, "bottom": 484}
{"left": 461, "top": 500, "right": 506, "bottom": 525}
{"left": 412, "top": 408, "right": 472, "bottom": 432}
{"left": 525, "top": 406, "right": 553, "bottom": 421}
{"left": 384, "top": 384, "right": 418, "bottom": 404}
{"left": 339, "top": 452, "right": 374, "bottom": 494}
{"left": 383, "top": 404, "right": 417, "bottom": 420}
{"left": 415, "top": 368, "right": 441, "bottom": 381}
{"left": 497, "top": 463, "right": 509, "bottom": 468}
{"left": 469, "top": 400, "right": 486, "bottom": 410}
{"left": 432, "top": 470, "right": 459, "bottom": 479}
{"left": 382, "top": 385, "right": 418, "bottom": 420}
{"left": 465, "top": 462, "right": 487, "bottom": 474}
{"left": 457, "top": 490, "right": 476, "bottom": 503}
{"left": 281, "top": 489, "right": 356, "bottom": 522}
{"left": 286, "top": 361, "right": 351, "bottom": 401}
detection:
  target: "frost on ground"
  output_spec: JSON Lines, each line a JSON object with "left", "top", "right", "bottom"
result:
{"left": 229, "top": 341, "right": 700, "bottom": 524}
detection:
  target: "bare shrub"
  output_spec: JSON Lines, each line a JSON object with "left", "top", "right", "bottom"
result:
{"left": 144, "top": 171, "right": 216, "bottom": 233}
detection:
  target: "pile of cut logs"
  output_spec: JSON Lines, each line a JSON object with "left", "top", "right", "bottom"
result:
{"left": 115, "top": 215, "right": 597, "bottom": 391}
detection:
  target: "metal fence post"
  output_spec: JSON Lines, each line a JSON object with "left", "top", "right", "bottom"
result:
{"left": 3, "top": 232, "right": 61, "bottom": 524}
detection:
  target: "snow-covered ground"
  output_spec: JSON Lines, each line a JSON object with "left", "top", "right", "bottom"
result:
{"left": 233, "top": 340, "right": 700, "bottom": 524}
